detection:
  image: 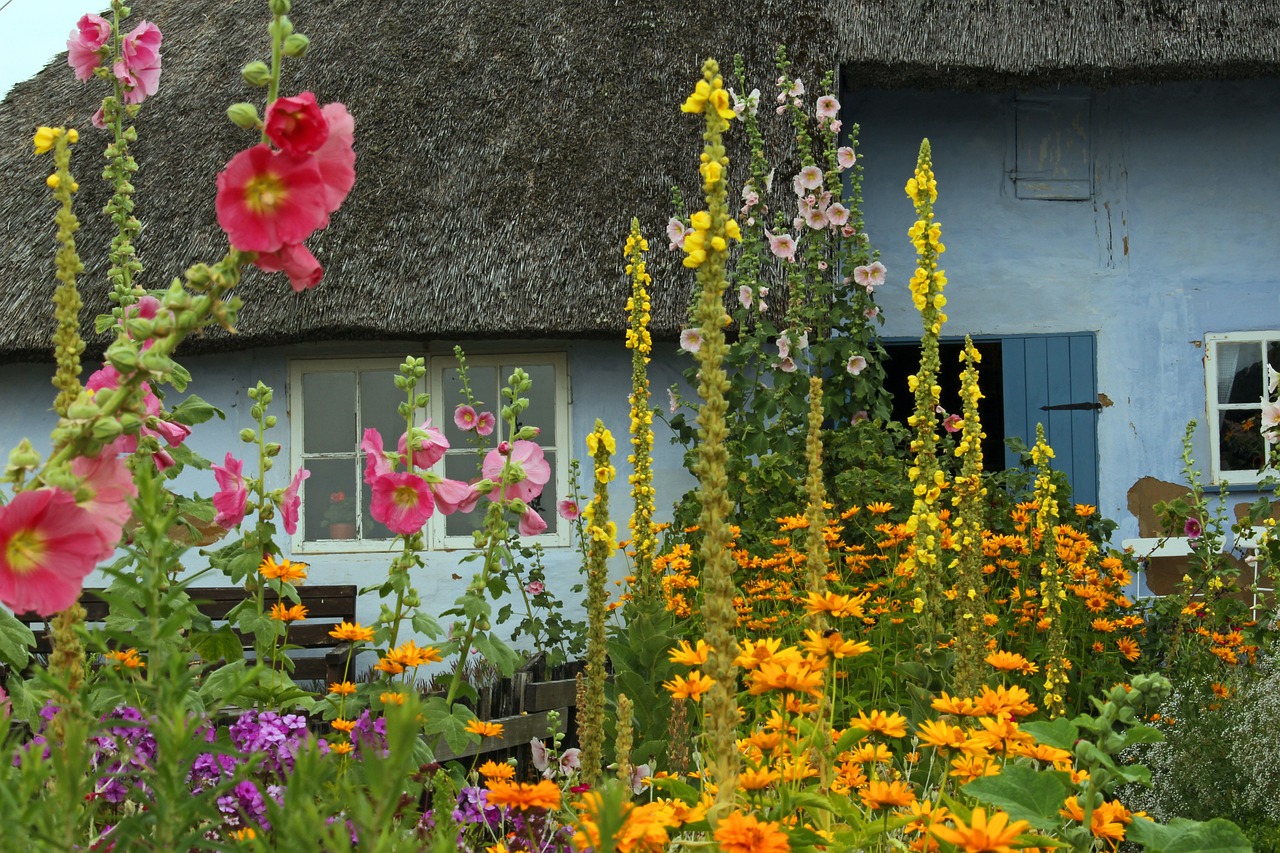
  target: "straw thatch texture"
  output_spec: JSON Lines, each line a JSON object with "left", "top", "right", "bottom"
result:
{"left": 1, "top": 0, "right": 1276, "bottom": 360}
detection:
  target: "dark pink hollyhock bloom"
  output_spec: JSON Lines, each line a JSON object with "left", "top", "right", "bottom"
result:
{"left": 0, "top": 488, "right": 104, "bottom": 617}
{"left": 215, "top": 144, "right": 328, "bottom": 254}
{"left": 114, "top": 20, "right": 162, "bottom": 105}
{"left": 70, "top": 450, "right": 137, "bottom": 560}
{"left": 281, "top": 467, "right": 309, "bottom": 535}
{"left": 67, "top": 14, "right": 111, "bottom": 81}
{"left": 254, "top": 242, "right": 323, "bottom": 292}
{"left": 212, "top": 453, "right": 248, "bottom": 529}
{"left": 370, "top": 472, "right": 434, "bottom": 535}
{"left": 313, "top": 103, "right": 356, "bottom": 219}
{"left": 361, "top": 429, "right": 392, "bottom": 484}
{"left": 399, "top": 421, "right": 449, "bottom": 470}
{"left": 1184, "top": 517, "right": 1203, "bottom": 539}
{"left": 482, "top": 441, "right": 550, "bottom": 504}
{"left": 454, "top": 405, "right": 478, "bottom": 432}
{"left": 430, "top": 478, "right": 479, "bottom": 515}
{"left": 518, "top": 507, "right": 547, "bottom": 536}
{"left": 475, "top": 411, "right": 496, "bottom": 437}
{"left": 265, "top": 92, "right": 330, "bottom": 157}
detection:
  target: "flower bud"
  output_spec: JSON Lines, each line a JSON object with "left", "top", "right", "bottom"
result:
{"left": 269, "top": 0, "right": 291, "bottom": 14}
{"left": 268, "top": 15, "right": 294, "bottom": 39}
{"left": 92, "top": 418, "right": 124, "bottom": 442}
{"left": 125, "top": 318, "right": 155, "bottom": 340}
{"left": 118, "top": 413, "right": 143, "bottom": 434}
{"left": 497, "top": 441, "right": 512, "bottom": 456}
{"left": 106, "top": 343, "right": 140, "bottom": 372}
{"left": 46, "top": 174, "right": 61, "bottom": 189}
{"left": 512, "top": 426, "right": 541, "bottom": 441}
{"left": 241, "top": 61, "right": 272, "bottom": 87}
{"left": 226, "top": 102, "right": 261, "bottom": 130}
{"left": 265, "top": 415, "right": 277, "bottom": 428}
{"left": 7, "top": 440, "right": 41, "bottom": 471}
{"left": 239, "top": 428, "right": 256, "bottom": 443}
{"left": 265, "top": 442, "right": 282, "bottom": 457}
{"left": 281, "top": 33, "right": 310, "bottom": 57}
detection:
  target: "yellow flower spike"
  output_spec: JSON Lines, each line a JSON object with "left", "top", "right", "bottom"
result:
{"left": 680, "top": 79, "right": 712, "bottom": 113}
{"left": 690, "top": 210, "right": 711, "bottom": 231}
{"left": 33, "top": 126, "right": 58, "bottom": 155}
{"left": 66, "top": 128, "right": 79, "bottom": 144}
{"left": 709, "top": 87, "right": 736, "bottom": 120}
{"left": 46, "top": 174, "right": 61, "bottom": 189}
{"left": 724, "top": 219, "right": 741, "bottom": 240}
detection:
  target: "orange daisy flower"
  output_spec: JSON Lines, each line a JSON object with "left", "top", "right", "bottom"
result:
{"left": 712, "top": 810, "right": 791, "bottom": 853}
{"left": 259, "top": 554, "right": 308, "bottom": 584}
{"left": 485, "top": 780, "right": 561, "bottom": 811}
{"left": 465, "top": 719, "right": 505, "bottom": 738}
{"left": 930, "top": 807, "right": 1030, "bottom": 853}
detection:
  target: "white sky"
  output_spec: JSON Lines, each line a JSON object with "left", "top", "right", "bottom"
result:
{"left": 0, "top": 0, "right": 105, "bottom": 98}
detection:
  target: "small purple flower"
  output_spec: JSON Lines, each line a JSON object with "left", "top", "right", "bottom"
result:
{"left": 1185, "top": 517, "right": 1203, "bottom": 539}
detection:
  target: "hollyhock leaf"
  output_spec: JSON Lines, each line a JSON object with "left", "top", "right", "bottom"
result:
{"left": 0, "top": 608, "right": 35, "bottom": 671}
{"left": 169, "top": 395, "right": 224, "bottom": 426}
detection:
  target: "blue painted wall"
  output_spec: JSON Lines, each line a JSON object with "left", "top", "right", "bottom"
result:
{"left": 847, "top": 77, "right": 1280, "bottom": 542}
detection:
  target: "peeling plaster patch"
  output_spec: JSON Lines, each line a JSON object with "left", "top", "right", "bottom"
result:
{"left": 1098, "top": 393, "right": 1113, "bottom": 408}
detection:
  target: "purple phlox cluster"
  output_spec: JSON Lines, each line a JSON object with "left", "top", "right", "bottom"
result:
{"left": 228, "top": 709, "right": 319, "bottom": 777}
{"left": 88, "top": 706, "right": 158, "bottom": 804}
{"left": 453, "top": 785, "right": 502, "bottom": 827}
{"left": 216, "top": 779, "right": 280, "bottom": 832}
{"left": 350, "top": 709, "right": 388, "bottom": 759}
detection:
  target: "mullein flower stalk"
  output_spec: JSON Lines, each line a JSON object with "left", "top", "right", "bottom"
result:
{"left": 903, "top": 139, "right": 950, "bottom": 650}
{"left": 43, "top": 128, "right": 87, "bottom": 418}
{"left": 804, "top": 376, "right": 830, "bottom": 629}
{"left": 614, "top": 692, "right": 635, "bottom": 788}
{"left": 579, "top": 419, "right": 617, "bottom": 785}
{"left": 1032, "top": 424, "right": 1069, "bottom": 717}
{"left": 623, "top": 221, "right": 658, "bottom": 606}
{"left": 679, "top": 58, "right": 744, "bottom": 817}
{"left": 949, "top": 338, "right": 989, "bottom": 697}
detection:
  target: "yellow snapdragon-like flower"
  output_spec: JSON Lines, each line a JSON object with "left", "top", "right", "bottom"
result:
{"left": 32, "top": 126, "right": 58, "bottom": 155}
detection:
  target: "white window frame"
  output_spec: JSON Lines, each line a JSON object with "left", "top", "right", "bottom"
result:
{"left": 288, "top": 352, "right": 572, "bottom": 554}
{"left": 1204, "top": 331, "right": 1280, "bottom": 486}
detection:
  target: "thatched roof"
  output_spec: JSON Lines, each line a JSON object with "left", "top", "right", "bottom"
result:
{"left": 1, "top": 0, "right": 1276, "bottom": 361}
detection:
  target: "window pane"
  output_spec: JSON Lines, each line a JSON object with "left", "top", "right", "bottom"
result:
{"left": 361, "top": 369, "right": 405, "bottom": 447}
{"left": 1220, "top": 409, "right": 1265, "bottom": 472}
{"left": 303, "top": 458, "right": 358, "bottom": 540}
{"left": 1218, "top": 342, "right": 1263, "bottom": 405}
{"left": 444, "top": 453, "right": 486, "bottom": 538}
{"left": 517, "top": 364, "right": 557, "bottom": 444}
{"left": 303, "top": 372, "right": 357, "bottom": 453}
{"left": 442, "top": 366, "right": 499, "bottom": 445}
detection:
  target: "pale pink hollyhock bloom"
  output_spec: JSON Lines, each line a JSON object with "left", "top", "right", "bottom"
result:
{"left": 679, "top": 329, "right": 702, "bottom": 353}
{"left": 847, "top": 355, "right": 868, "bottom": 377}
{"left": 454, "top": 405, "right": 479, "bottom": 431}
{"left": 816, "top": 95, "right": 840, "bottom": 120}
{"left": 666, "top": 217, "right": 688, "bottom": 250}
{"left": 852, "top": 410, "right": 869, "bottom": 424}
{"left": 91, "top": 106, "right": 107, "bottom": 130}
{"left": 853, "top": 261, "right": 887, "bottom": 290}
{"left": 475, "top": 411, "right": 496, "bottom": 437}
{"left": 667, "top": 386, "right": 679, "bottom": 415}
{"left": 518, "top": 507, "right": 548, "bottom": 536}
{"left": 281, "top": 466, "right": 309, "bottom": 535}
{"left": 837, "top": 147, "right": 857, "bottom": 170}
{"left": 557, "top": 498, "right": 581, "bottom": 521}
{"left": 795, "top": 331, "right": 809, "bottom": 351}
{"left": 759, "top": 286, "right": 769, "bottom": 298}
{"left": 265, "top": 92, "right": 330, "bottom": 157}
{"left": 483, "top": 441, "right": 551, "bottom": 504}
{"left": 766, "top": 232, "right": 796, "bottom": 262}
{"left": 778, "top": 356, "right": 798, "bottom": 373}
{"left": 1262, "top": 399, "right": 1280, "bottom": 443}
{"left": 212, "top": 453, "right": 248, "bottom": 529}
{"left": 0, "top": 488, "right": 104, "bottom": 617}
{"left": 776, "top": 333, "right": 792, "bottom": 360}
{"left": 803, "top": 205, "right": 827, "bottom": 231}
{"left": 797, "top": 165, "right": 824, "bottom": 191}
{"left": 758, "top": 299, "right": 769, "bottom": 313}
{"left": 370, "top": 472, "right": 435, "bottom": 535}
{"left": 531, "top": 738, "right": 552, "bottom": 776}
{"left": 865, "top": 306, "right": 881, "bottom": 321}
{"left": 630, "top": 763, "right": 652, "bottom": 795}
{"left": 70, "top": 450, "right": 136, "bottom": 559}
{"left": 738, "top": 285, "right": 753, "bottom": 310}
{"left": 430, "top": 477, "right": 480, "bottom": 515}
{"left": 253, "top": 242, "right": 324, "bottom": 292}
{"left": 826, "top": 203, "right": 850, "bottom": 227}
{"left": 557, "top": 747, "right": 582, "bottom": 775}
{"left": 67, "top": 14, "right": 111, "bottom": 81}
{"left": 1269, "top": 364, "right": 1280, "bottom": 395}
{"left": 216, "top": 145, "right": 329, "bottom": 254}
{"left": 400, "top": 420, "right": 449, "bottom": 469}
{"left": 114, "top": 20, "right": 163, "bottom": 105}
{"left": 841, "top": 224, "right": 857, "bottom": 238}
{"left": 742, "top": 187, "right": 760, "bottom": 209}
{"left": 313, "top": 103, "right": 357, "bottom": 220}
{"left": 789, "top": 78, "right": 805, "bottom": 98}
{"left": 361, "top": 428, "right": 393, "bottom": 483}
{"left": 827, "top": 119, "right": 842, "bottom": 134}
{"left": 525, "top": 580, "right": 545, "bottom": 596}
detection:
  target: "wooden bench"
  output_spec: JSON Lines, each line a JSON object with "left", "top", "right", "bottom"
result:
{"left": 16, "top": 584, "right": 359, "bottom": 685}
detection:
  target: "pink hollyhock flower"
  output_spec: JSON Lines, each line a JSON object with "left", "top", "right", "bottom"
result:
{"left": 803, "top": 205, "right": 827, "bottom": 231}
{"left": 530, "top": 738, "right": 551, "bottom": 775}
{"left": 212, "top": 453, "right": 248, "bottom": 529}
{"left": 265, "top": 92, "right": 330, "bottom": 157}
{"left": 796, "top": 165, "right": 824, "bottom": 191}
{"left": 91, "top": 106, "right": 107, "bottom": 130}
{"left": 668, "top": 387, "right": 679, "bottom": 414}
{"left": 370, "top": 472, "right": 435, "bottom": 535}
{"left": 776, "top": 333, "right": 792, "bottom": 360}
{"left": 826, "top": 203, "right": 850, "bottom": 227}
{"left": 1184, "top": 517, "right": 1203, "bottom": 539}
{"left": 400, "top": 420, "right": 449, "bottom": 469}
{"left": 766, "top": 231, "right": 797, "bottom": 262}
{"left": 837, "top": 146, "right": 857, "bottom": 170}
{"left": 816, "top": 95, "right": 840, "bottom": 120}
{"left": 151, "top": 418, "right": 192, "bottom": 447}
{"left": 482, "top": 441, "right": 551, "bottom": 504}
{"left": 679, "top": 329, "right": 702, "bottom": 354}
{"left": 525, "top": 580, "right": 545, "bottom": 596}
{"left": 281, "top": 466, "right": 309, "bottom": 535}
{"left": 362, "top": 429, "right": 393, "bottom": 483}
{"left": 430, "top": 477, "right": 480, "bottom": 515}
{"left": 0, "top": 488, "right": 104, "bottom": 617}
{"left": 475, "top": 411, "right": 496, "bottom": 437}
{"left": 666, "top": 217, "right": 688, "bottom": 250}
{"left": 556, "top": 498, "right": 581, "bottom": 521}
{"left": 253, "top": 242, "right": 323, "bottom": 292}
{"left": 738, "top": 285, "right": 753, "bottom": 310}
{"left": 114, "top": 20, "right": 162, "bottom": 105}
{"left": 778, "top": 356, "right": 797, "bottom": 373}
{"left": 846, "top": 355, "right": 868, "bottom": 376}
{"left": 518, "top": 507, "right": 548, "bottom": 536}
{"left": 216, "top": 145, "right": 329, "bottom": 253}
{"left": 853, "top": 410, "right": 868, "bottom": 424}
{"left": 853, "top": 261, "right": 887, "bottom": 291}
{"left": 313, "top": 103, "right": 356, "bottom": 220}
{"left": 67, "top": 14, "right": 111, "bottom": 81}
{"left": 454, "top": 405, "right": 479, "bottom": 431}
{"left": 70, "top": 450, "right": 136, "bottom": 559}
{"left": 943, "top": 414, "right": 963, "bottom": 434}
{"left": 865, "top": 306, "right": 881, "bottom": 321}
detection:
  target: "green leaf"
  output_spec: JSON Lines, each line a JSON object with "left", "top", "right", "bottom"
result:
{"left": 411, "top": 611, "right": 443, "bottom": 638}
{"left": 1126, "top": 817, "right": 1252, "bottom": 853}
{"left": 1118, "top": 723, "right": 1164, "bottom": 749}
{"left": 189, "top": 625, "right": 245, "bottom": 666}
{"left": 961, "top": 762, "right": 1070, "bottom": 830}
{"left": 650, "top": 775, "right": 700, "bottom": 804}
{"left": 472, "top": 633, "right": 521, "bottom": 677}
{"left": 422, "top": 696, "right": 474, "bottom": 754}
{"left": 0, "top": 609, "right": 34, "bottom": 671}
{"left": 1022, "top": 717, "right": 1080, "bottom": 751}
{"left": 169, "top": 394, "right": 224, "bottom": 426}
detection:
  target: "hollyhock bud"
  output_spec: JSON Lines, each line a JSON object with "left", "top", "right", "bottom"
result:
{"left": 227, "top": 102, "right": 262, "bottom": 129}
{"left": 497, "top": 441, "right": 512, "bottom": 456}
{"left": 242, "top": 61, "right": 272, "bottom": 87}
{"left": 282, "top": 33, "right": 310, "bottom": 57}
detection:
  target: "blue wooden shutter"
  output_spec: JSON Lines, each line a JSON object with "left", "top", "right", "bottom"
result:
{"left": 1002, "top": 334, "right": 1099, "bottom": 507}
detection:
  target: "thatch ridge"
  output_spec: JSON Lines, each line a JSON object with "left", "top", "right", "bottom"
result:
{"left": 1, "top": 0, "right": 1277, "bottom": 360}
